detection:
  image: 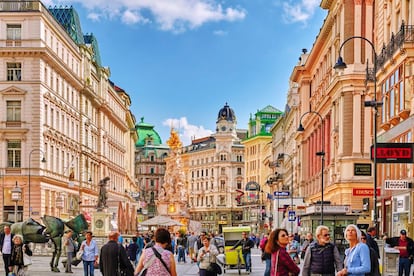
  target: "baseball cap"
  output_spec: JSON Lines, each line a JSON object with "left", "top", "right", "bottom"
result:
{"left": 401, "top": 229, "right": 407, "bottom": 235}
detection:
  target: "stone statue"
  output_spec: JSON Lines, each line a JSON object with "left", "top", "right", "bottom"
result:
{"left": 97, "top": 177, "right": 110, "bottom": 210}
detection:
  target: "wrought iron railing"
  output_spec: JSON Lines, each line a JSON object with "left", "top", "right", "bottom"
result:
{"left": 376, "top": 22, "right": 414, "bottom": 69}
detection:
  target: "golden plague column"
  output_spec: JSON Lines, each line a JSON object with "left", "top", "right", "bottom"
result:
{"left": 157, "top": 129, "right": 189, "bottom": 229}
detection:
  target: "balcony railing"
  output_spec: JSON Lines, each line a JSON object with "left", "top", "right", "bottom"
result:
{"left": 0, "top": 1, "right": 41, "bottom": 11}
{"left": 376, "top": 22, "right": 414, "bottom": 69}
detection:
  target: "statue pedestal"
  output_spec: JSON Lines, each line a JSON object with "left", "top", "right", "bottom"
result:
{"left": 91, "top": 211, "right": 111, "bottom": 237}
{"left": 157, "top": 201, "right": 190, "bottom": 230}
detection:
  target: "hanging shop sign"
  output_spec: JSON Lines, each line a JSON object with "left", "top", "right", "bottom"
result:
{"left": 371, "top": 143, "right": 414, "bottom": 163}
{"left": 384, "top": 180, "right": 412, "bottom": 190}
{"left": 352, "top": 188, "right": 381, "bottom": 196}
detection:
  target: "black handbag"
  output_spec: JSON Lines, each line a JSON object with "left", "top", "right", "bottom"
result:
{"left": 207, "top": 262, "right": 222, "bottom": 275}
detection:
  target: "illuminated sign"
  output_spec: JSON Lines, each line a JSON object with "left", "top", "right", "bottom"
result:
{"left": 371, "top": 143, "right": 414, "bottom": 163}
{"left": 352, "top": 188, "right": 381, "bottom": 196}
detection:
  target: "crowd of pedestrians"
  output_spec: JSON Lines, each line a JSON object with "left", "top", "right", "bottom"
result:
{"left": 3, "top": 222, "right": 414, "bottom": 276}
{"left": 257, "top": 224, "right": 414, "bottom": 276}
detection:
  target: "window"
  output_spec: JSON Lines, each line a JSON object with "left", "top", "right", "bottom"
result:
{"left": 237, "top": 181, "right": 242, "bottom": 190}
{"left": 6, "top": 24, "right": 21, "bottom": 46}
{"left": 381, "top": 65, "right": 406, "bottom": 123}
{"left": 7, "top": 140, "right": 21, "bottom": 168}
{"left": 219, "top": 196, "right": 225, "bottom": 205}
{"left": 7, "top": 63, "right": 21, "bottom": 81}
{"left": 7, "top": 101, "right": 21, "bottom": 121}
{"left": 220, "top": 180, "right": 225, "bottom": 190}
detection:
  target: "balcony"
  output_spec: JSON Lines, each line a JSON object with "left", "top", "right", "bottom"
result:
{"left": 0, "top": 1, "right": 41, "bottom": 11}
{"left": 6, "top": 40, "right": 21, "bottom": 47}
{"left": 376, "top": 22, "right": 414, "bottom": 69}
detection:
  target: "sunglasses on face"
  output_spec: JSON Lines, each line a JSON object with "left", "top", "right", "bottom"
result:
{"left": 323, "top": 234, "right": 330, "bottom": 237}
{"left": 361, "top": 237, "right": 366, "bottom": 240}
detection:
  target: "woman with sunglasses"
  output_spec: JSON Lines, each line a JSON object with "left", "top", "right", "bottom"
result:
{"left": 264, "top": 228, "right": 300, "bottom": 276}
{"left": 302, "top": 225, "right": 343, "bottom": 276}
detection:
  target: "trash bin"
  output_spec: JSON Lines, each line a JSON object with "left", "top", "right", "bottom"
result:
{"left": 382, "top": 246, "right": 400, "bottom": 276}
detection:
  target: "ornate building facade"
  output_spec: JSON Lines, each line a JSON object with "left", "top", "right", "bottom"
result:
{"left": 242, "top": 105, "right": 282, "bottom": 233}
{"left": 135, "top": 118, "right": 169, "bottom": 220}
{"left": 182, "top": 103, "right": 246, "bottom": 233}
{"left": 0, "top": 1, "right": 138, "bottom": 234}
{"left": 276, "top": 0, "right": 414, "bottom": 237}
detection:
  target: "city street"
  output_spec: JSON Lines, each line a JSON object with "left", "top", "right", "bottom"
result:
{"left": 0, "top": 248, "right": 268, "bottom": 276}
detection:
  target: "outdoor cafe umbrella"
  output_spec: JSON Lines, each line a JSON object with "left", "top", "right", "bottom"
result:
{"left": 139, "top": 215, "right": 183, "bottom": 227}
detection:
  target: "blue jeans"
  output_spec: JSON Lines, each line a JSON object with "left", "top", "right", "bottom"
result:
{"left": 399, "top": 257, "right": 411, "bottom": 276}
{"left": 135, "top": 250, "right": 142, "bottom": 266}
{"left": 177, "top": 246, "right": 186, "bottom": 262}
{"left": 83, "top": 260, "right": 95, "bottom": 276}
{"left": 264, "top": 258, "right": 271, "bottom": 276}
{"left": 242, "top": 252, "right": 252, "bottom": 272}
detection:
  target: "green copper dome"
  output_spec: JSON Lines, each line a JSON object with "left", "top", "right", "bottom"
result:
{"left": 135, "top": 117, "right": 162, "bottom": 147}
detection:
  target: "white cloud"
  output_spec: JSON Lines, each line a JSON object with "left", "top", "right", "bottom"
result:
{"left": 48, "top": 0, "right": 246, "bottom": 33}
{"left": 163, "top": 117, "right": 213, "bottom": 146}
{"left": 213, "top": 30, "right": 227, "bottom": 36}
{"left": 282, "top": 0, "right": 319, "bottom": 24}
{"left": 87, "top": 13, "right": 102, "bottom": 21}
{"left": 121, "top": 10, "right": 151, "bottom": 25}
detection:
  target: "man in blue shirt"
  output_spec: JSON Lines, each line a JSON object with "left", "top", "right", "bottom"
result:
{"left": 135, "top": 231, "right": 144, "bottom": 265}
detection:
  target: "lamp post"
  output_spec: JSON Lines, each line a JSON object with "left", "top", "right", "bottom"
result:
{"left": 11, "top": 181, "right": 22, "bottom": 222}
{"left": 266, "top": 172, "right": 282, "bottom": 229}
{"left": 28, "top": 149, "right": 46, "bottom": 218}
{"left": 334, "top": 36, "right": 381, "bottom": 230}
{"left": 277, "top": 153, "right": 294, "bottom": 234}
{"left": 79, "top": 171, "right": 92, "bottom": 212}
{"left": 298, "top": 111, "right": 325, "bottom": 224}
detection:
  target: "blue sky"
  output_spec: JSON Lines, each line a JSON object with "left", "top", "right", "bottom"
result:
{"left": 44, "top": 0, "right": 327, "bottom": 145}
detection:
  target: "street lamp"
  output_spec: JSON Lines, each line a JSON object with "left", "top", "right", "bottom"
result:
{"left": 334, "top": 36, "right": 382, "bottom": 230}
{"left": 11, "top": 181, "right": 22, "bottom": 222}
{"left": 266, "top": 172, "right": 282, "bottom": 229}
{"left": 79, "top": 170, "right": 92, "bottom": 209}
{"left": 297, "top": 111, "right": 325, "bottom": 224}
{"left": 28, "top": 149, "right": 46, "bottom": 218}
{"left": 277, "top": 153, "right": 294, "bottom": 234}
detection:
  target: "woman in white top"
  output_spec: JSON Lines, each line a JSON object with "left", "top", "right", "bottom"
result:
{"left": 197, "top": 236, "right": 219, "bottom": 276}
